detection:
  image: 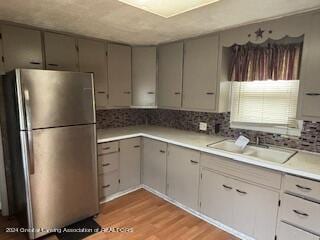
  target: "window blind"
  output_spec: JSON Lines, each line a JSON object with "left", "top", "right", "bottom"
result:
{"left": 230, "top": 80, "right": 300, "bottom": 128}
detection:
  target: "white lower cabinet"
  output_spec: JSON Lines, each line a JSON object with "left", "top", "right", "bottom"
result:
{"left": 119, "top": 138, "right": 141, "bottom": 191}
{"left": 277, "top": 222, "right": 319, "bottom": 240}
{"left": 200, "top": 168, "right": 279, "bottom": 240}
{"left": 142, "top": 138, "right": 167, "bottom": 194}
{"left": 166, "top": 144, "right": 200, "bottom": 210}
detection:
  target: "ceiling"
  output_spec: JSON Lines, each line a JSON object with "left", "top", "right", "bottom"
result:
{"left": 0, "top": 0, "right": 319, "bottom": 45}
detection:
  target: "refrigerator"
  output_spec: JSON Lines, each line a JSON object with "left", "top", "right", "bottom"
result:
{"left": 0, "top": 69, "right": 99, "bottom": 239}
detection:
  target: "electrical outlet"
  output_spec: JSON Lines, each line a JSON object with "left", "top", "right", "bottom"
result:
{"left": 199, "top": 122, "right": 207, "bottom": 131}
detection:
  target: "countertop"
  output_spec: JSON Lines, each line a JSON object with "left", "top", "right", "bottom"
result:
{"left": 97, "top": 125, "right": 320, "bottom": 182}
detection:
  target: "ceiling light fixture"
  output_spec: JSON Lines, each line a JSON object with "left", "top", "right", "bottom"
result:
{"left": 118, "top": 0, "right": 221, "bottom": 18}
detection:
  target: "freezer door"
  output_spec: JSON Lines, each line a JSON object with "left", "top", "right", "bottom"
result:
{"left": 21, "top": 124, "right": 99, "bottom": 239}
{"left": 17, "top": 69, "right": 95, "bottom": 130}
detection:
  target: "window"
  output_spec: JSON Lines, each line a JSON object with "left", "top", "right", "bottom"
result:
{"left": 230, "top": 80, "right": 301, "bottom": 136}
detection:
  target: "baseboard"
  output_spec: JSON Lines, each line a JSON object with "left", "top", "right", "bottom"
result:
{"left": 100, "top": 184, "right": 254, "bottom": 240}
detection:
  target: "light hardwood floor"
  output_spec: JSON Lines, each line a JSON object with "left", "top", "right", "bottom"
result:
{"left": 0, "top": 189, "right": 238, "bottom": 240}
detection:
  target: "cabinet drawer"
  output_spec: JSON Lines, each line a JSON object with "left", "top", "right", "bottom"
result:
{"left": 277, "top": 222, "right": 319, "bottom": 240}
{"left": 99, "top": 171, "right": 119, "bottom": 198}
{"left": 279, "top": 194, "right": 320, "bottom": 235}
{"left": 98, "top": 141, "right": 119, "bottom": 155}
{"left": 283, "top": 175, "right": 320, "bottom": 202}
{"left": 201, "top": 153, "right": 282, "bottom": 189}
{"left": 98, "top": 152, "right": 119, "bottom": 174}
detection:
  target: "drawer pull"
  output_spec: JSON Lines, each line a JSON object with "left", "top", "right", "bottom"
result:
{"left": 222, "top": 184, "right": 232, "bottom": 190}
{"left": 190, "top": 160, "right": 198, "bottom": 164}
{"left": 102, "top": 163, "right": 110, "bottom": 167}
{"left": 160, "top": 150, "right": 166, "bottom": 153}
{"left": 147, "top": 91, "right": 155, "bottom": 94}
{"left": 97, "top": 91, "right": 106, "bottom": 94}
{"left": 236, "top": 189, "right": 247, "bottom": 195}
{"left": 48, "top": 63, "right": 59, "bottom": 67}
{"left": 123, "top": 91, "right": 131, "bottom": 94}
{"left": 206, "top": 92, "right": 214, "bottom": 95}
{"left": 133, "top": 145, "right": 140, "bottom": 148}
{"left": 296, "top": 184, "right": 312, "bottom": 191}
{"left": 30, "top": 61, "right": 41, "bottom": 65}
{"left": 102, "top": 184, "right": 110, "bottom": 188}
{"left": 174, "top": 92, "right": 181, "bottom": 95}
{"left": 293, "top": 209, "right": 309, "bottom": 217}
{"left": 102, "top": 147, "right": 110, "bottom": 150}
{"left": 306, "top": 93, "right": 320, "bottom": 96}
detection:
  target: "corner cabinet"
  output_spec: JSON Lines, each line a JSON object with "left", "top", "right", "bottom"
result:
{"left": 166, "top": 144, "right": 200, "bottom": 210}
{"left": 107, "top": 43, "right": 132, "bottom": 107}
{"left": 44, "top": 32, "right": 78, "bottom": 71}
{"left": 158, "top": 42, "right": 184, "bottom": 109}
{"left": 1, "top": 25, "right": 43, "bottom": 71}
{"left": 132, "top": 46, "right": 157, "bottom": 107}
{"left": 298, "top": 12, "right": 320, "bottom": 121}
{"left": 78, "top": 39, "right": 108, "bottom": 109}
{"left": 142, "top": 138, "right": 167, "bottom": 194}
{"left": 182, "top": 35, "right": 218, "bottom": 111}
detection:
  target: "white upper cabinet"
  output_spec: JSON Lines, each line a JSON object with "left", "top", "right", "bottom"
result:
{"left": 298, "top": 12, "right": 320, "bottom": 120}
{"left": 107, "top": 43, "right": 132, "bottom": 107}
{"left": 78, "top": 39, "right": 108, "bottom": 109}
{"left": 183, "top": 35, "right": 219, "bottom": 111}
{"left": 2, "top": 25, "right": 43, "bottom": 71}
{"left": 132, "top": 46, "right": 157, "bottom": 107}
{"left": 158, "top": 42, "right": 183, "bottom": 109}
{"left": 44, "top": 32, "right": 78, "bottom": 71}
{"left": 166, "top": 144, "right": 200, "bottom": 210}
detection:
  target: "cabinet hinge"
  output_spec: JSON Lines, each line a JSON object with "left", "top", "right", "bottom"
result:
{"left": 274, "top": 235, "right": 277, "bottom": 240}
{"left": 199, "top": 201, "right": 202, "bottom": 208}
{"left": 118, "top": 179, "right": 120, "bottom": 184}
{"left": 200, "top": 173, "right": 202, "bottom": 179}
{"left": 278, "top": 200, "right": 281, "bottom": 207}
{"left": 118, "top": 147, "right": 120, "bottom": 152}
{"left": 75, "top": 45, "right": 79, "bottom": 52}
{"left": 0, "top": 33, "right": 2, "bottom": 39}
{"left": 105, "top": 51, "right": 108, "bottom": 56}
{"left": 107, "top": 94, "right": 109, "bottom": 99}
{"left": 1, "top": 56, "right": 4, "bottom": 63}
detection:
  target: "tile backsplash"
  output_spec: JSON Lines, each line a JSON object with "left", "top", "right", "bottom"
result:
{"left": 97, "top": 108, "right": 320, "bottom": 153}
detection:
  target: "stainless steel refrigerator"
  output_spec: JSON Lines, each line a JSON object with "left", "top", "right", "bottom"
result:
{"left": 0, "top": 69, "right": 99, "bottom": 239}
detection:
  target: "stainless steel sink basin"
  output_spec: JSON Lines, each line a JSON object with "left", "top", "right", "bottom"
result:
{"left": 207, "top": 140, "right": 297, "bottom": 164}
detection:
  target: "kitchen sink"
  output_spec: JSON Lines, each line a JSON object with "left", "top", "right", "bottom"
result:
{"left": 207, "top": 140, "right": 297, "bottom": 164}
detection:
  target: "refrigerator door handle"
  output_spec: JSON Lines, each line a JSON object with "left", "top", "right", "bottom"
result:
{"left": 24, "top": 89, "right": 34, "bottom": 174}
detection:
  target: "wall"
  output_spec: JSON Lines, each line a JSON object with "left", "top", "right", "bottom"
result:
{"left": 96, "top": 109, "right": 320, "bottom": 153}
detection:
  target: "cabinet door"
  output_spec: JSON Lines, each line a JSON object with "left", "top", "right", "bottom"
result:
{"left": 277, "top": 222, "right": 318, "bottom": 240}
{"left": 78, "top": 39, "right": 108, "bottom": 109}
{"left": 183, "top": 35, "right": 218, "bottom": 111}
{"left": 299, "top": 13, "right": 320, "bottom": 119}
{"left": 119, "top": 137, "right": 141, "bottom": 191}
{"left": 2, "top": 25, "right": 43, "bottom": 71}
{"left": 142, "top": 138, "right": 167, "bottom": 194}
{"left": 44, "top": 32, "right": 78, "bottom": 71}
{"left": 132, "top": 47, "right": 156, "bottom": 107}
{"left": 199, "top": 169, "right": 234, "bottom": 226}
{"left": 167, "top": 144, "right": 200, "bottom": 210}
{"left": 108, "top": 43, "right": 131, "bottom": 107}
{"left": 158, "top": 42, "right": 183, "bottom": 108}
